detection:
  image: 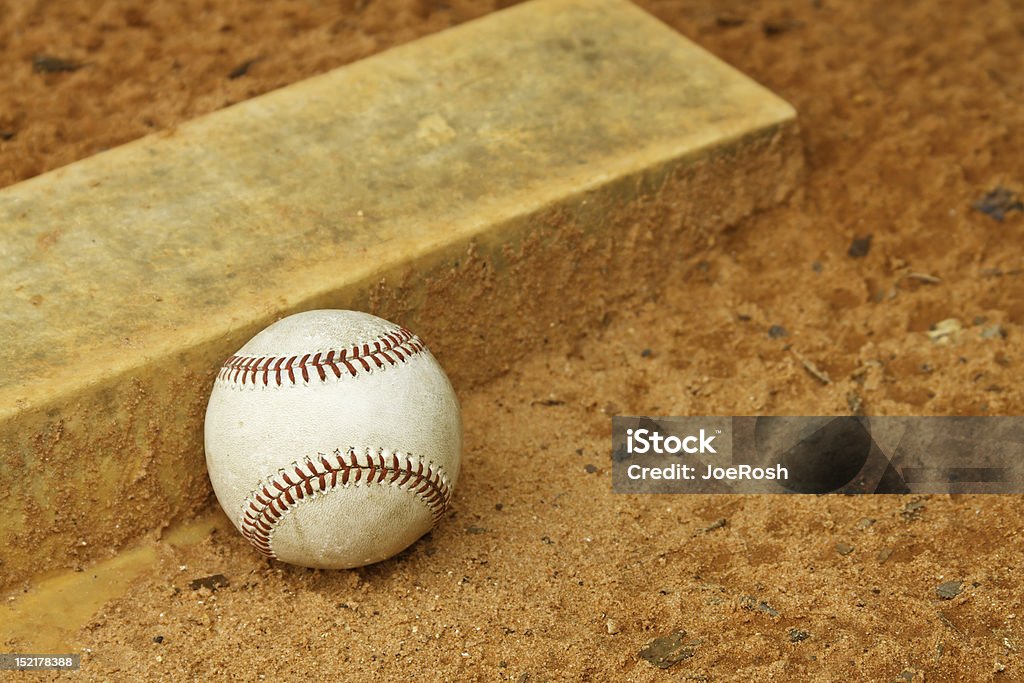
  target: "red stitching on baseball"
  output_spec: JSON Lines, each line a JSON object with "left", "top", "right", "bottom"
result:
{"left": 239, "top": 447, "right": 452, "bottom": 559}
{"left": 218, "top": 327, "right": 425, "bottom": 387}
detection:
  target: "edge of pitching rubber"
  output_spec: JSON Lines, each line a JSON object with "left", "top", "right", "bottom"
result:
{"left": 0, "top": 0, "right": 803, "bottom": 590}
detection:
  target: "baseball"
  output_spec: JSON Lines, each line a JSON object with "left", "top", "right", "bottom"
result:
{"left": 204, "top": 309, "right": 462, "bottom": 568}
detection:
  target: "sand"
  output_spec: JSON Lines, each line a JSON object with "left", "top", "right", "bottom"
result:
{"left": 2, "top": 0, "right": 1023, "bottom": 680}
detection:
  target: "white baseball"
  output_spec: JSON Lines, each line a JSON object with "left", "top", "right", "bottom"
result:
{"left": 204, "top": 309, "right": 462, "bottom": 568}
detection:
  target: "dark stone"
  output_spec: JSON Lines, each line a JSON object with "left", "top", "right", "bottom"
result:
{"left": 847, "top": 234, "right": 873, "bottom": 258}
{"left": 32, "top": 54, "right": 83, "bottom": 73}
{"left": 788, "top": 628, "right": 810, "bottom": 643}
{"left": 936, "top": 580, "right": 963, "bottom": 600}
{"left": 638, "top": 630, "right": 698, "bottom": 669}
{"left": 973, "top": 187, "right": 1024, "bottom": 221}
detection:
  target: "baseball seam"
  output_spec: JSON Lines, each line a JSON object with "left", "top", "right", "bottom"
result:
{"left": 239, "top": 447, "right": 453, "bottom": 559}
{"left": 218, "top": 327, "right": 426, "bottom": 388}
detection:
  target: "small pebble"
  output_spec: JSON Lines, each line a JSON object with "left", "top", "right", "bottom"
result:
{"left": 936, "top": 580, "right": 963, "bottom": 600}
{"left": 638, "top": 630, "right": 697, "bottom": 669}
{"left": 788, "top": 628, "right": 810, "bottom": 643}
{"left": 228, "top": 58, "right": 260, "bottom": 79}
{"left": 902, "top": 500, "right": 926, "bottom": 520}
{"left": 32, "top": 54, "right": 83, "bottom": 73}
{"left": 847, "top": 234, "right": 872, "bottom": 258}
{"left": 973, "top": 186, "right": 1023, "bottom": 221}
{"left": 981, "top": 324, "right": 1006, "bottom": 340}
{"left": 928, "top": 318, "right": 962, "bottom": 344}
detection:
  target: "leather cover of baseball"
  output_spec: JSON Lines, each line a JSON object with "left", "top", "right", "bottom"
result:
{"left": 204, "top": 309, "right": 462, "bottom": 568}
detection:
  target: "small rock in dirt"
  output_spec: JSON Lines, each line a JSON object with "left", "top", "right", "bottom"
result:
{"left": 32, "top": 54, "right": 83, "bottom": 73}
{"left": 972, "top": 186, "right": 1023, "bottom": 221}
{"left": 788, "top": 628, "right": 810, "bottom": 643}
{"left": 763, "top": 18, "right": 803, "bottom": 36}
{"left": 847, "top": 234, "right": 873, "bottom": 258}
{"left": 936, "top": 580, "right": 963, "bottom": 600}
{"left": 812, "top": 260, "right": 824, "bottom": 273}
{"left": 700, "top": 518, "right": 728, "bottom": 534}
{"left": 638, "top": 630, "right": 699, "bottom": 669}
{"left": 791, "top": 348, "right": 831, "bottom": 384}
{"left": 768, "top": 325, "right": 787, "bottom": 339}
{"left": 901, "top": 272, "right": 941, "bottom": 285}
{"left": 641, "top": 348, "right": 653, "bottom": 358}
{"left": 901, "top": 499, "right": 926, "bottom": 520}
{"left": 928, "top": 318, "right": 962, "bottom": 344}
{"left": 740, "top": 595, "right": 780, "bottom": 617}
{"left": 584, "top": 464, "right": 598, "bottom": 474}
{"left": 188, "top": 574, "right": 229, "bottom": 591}
{"left": 835, "top": 542, "right": 854, "bottom": 556}
{"left": 981, "top": 324, "right": 1006, "bottom": 340}
{"left": 606, "top": 619, "right": 620, "bottom": 635}
{"left": 228, "top": 58, "right": 260, "bottom": 79}
{"left": 0, "top": 130, "right": 14, "bottom": 141}
{"left": 877, "top": 547, "right": 893, "bottom": 564}
{"left": 857, "top": 518, "right": 876, "bottom": 530}
{"left": 153, "top": 635, "right": 164, "bottom": 644}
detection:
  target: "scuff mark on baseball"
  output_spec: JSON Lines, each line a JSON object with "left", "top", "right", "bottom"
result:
{"left": 204, "top": 309, "right": 462, "bottom": 568}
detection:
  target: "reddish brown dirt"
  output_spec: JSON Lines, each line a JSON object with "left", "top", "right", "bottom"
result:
{"left": 3, "top": 0, "right": 1023, "bottom": 681}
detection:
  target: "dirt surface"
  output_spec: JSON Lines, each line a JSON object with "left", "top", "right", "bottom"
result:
{"left": 3, "top": 0, "right": 1024, "bottom": 680}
